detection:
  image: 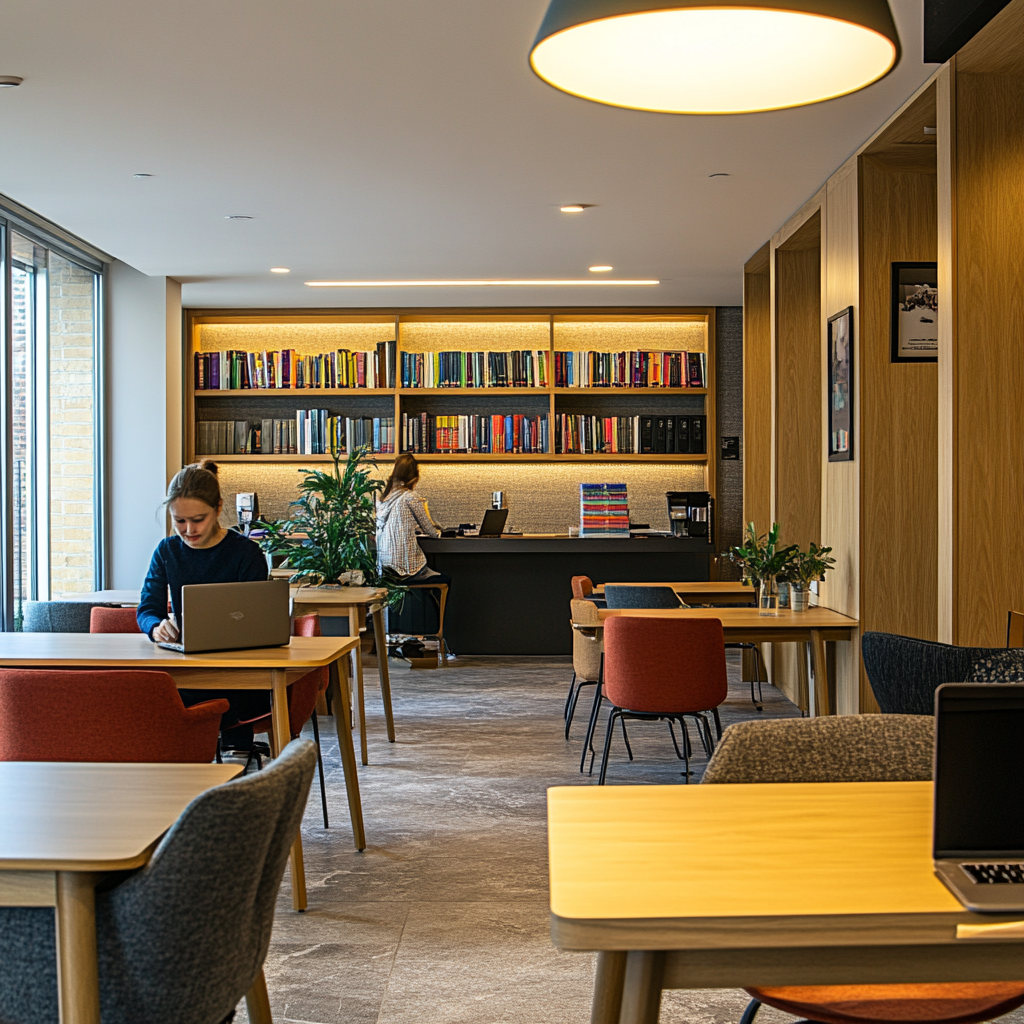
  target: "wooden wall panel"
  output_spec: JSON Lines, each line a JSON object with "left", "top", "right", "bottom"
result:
{"left": 954, "top": 73, "right": 1024, "bottom": 646}
{"left": 859, "top": 157, "right": 938, "bottom": 669}
{"left": 743, "top": 245, "right": 772, "bottom": 534}
{"left": 775, "top": 216, "right": 822, "bottom": 551}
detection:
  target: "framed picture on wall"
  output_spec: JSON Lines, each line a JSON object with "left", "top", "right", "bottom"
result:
{"left": 828, "top": 306, "right": 854, "bottom": 463}
{"left": 891, "top": 262, "right": 938, "bottom": 362}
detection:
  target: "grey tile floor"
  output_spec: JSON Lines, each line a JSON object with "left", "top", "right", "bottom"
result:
{"left": 234, "top": 654, "right": 1024, "bottom": 1024}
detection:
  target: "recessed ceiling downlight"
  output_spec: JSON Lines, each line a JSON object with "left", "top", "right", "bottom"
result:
{"left": 0, "top": 77, "right": 23, "bottom": 88}
{"left": 560, "top": 205, "right": 587, "bottom": 212}
{"left": 270, "top": 267, "right": 290, "bottom": 274}
{"left": 529, "top": 0, "right": 901, "bottom": 114}
{"left": 589, "top": 265, "right": 613, "bottom": 272}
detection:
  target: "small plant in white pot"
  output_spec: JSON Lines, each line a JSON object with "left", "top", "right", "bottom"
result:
{"left": 788, "top": 543, "right": 836, "bottom": 612}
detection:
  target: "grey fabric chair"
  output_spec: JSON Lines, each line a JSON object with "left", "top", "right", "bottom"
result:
{"left": 862, "top": 631, "right": 1024, "bottom": 715}
{"left": 702, "top": 714, "right": 934, "bottom": 784}
{"left": 22, "top": 601, "right": 111, "bottom": 633}
{"left": 604, "top": 585, "right": 683, "bottom": 609}
{"left": 0, "top": 739, "right": 317, "bottom": 1024}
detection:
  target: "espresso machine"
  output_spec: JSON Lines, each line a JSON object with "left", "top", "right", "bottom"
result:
{"left": 236, "top": 492, "right": 260, "bottom": 535}
{"left": 666, "top": 491, "right": 713, "bottom": 542}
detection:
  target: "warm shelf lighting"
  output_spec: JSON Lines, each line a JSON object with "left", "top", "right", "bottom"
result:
{"left": 270, "top": 267, "right": 290, "bottom": 274}
{"left": 305, "top": 279, "right": 659, "bottom": 287}
{"left": 529, "top": 0, "right": 901, "bottom": 114}
{"left": 589, "top": 265, "right": 613, "bottom": 272}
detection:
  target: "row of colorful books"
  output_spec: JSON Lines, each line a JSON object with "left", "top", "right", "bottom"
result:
{"left": 196, "top": 415, "right": 396, "bottom": 455}
{"left": 553, "top": 350, "right": 706, "bottom": 389}
{"left": 579, "top": 483, "right": 630, "bottom": 537}
{"left": 399, "top": 350, "right": 550, "bottom": 389}
{"left": 400, "top": 413, "right": 548, "bottom": 454}
{"left": 193, "top": 341, "right": 397, "bottom": 390}
{"left": 555, "top": 415, "right": 707, "bottom": 454}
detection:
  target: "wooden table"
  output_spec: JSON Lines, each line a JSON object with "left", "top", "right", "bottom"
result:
{"left": 574, "top": 607, "right": 858, "bottom": 716}
{"left": 290, "top": 585, "right": 395, "bottom": 766}
{"left": 595, "top": 582, "right": 755, "bottom": 605}
{"left": 57, "top": 590, "right": 141, "bottom": 605}
{"left": 0, "top": 761, "right": 242, "bottom": 1024}
{"left": 549, "top": 782, "right": 1024, "bottom": 1024}
{"left": 0, "top": 633, "right": 363, "bottom": 909}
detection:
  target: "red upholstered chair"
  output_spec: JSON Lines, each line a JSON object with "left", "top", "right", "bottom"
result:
{"left": 739, "top": 983, "right": 1024, "bottom": 1024}
{"left": 249, "top": 614, "right": 330, "bottom": 827}
{"left": 0, "top": 670, "right": 228, "bottom": 763}
{"left": 571, "top": 575, "right": 594, "bottom": 600}
{"left": 598, "top": 616, "right": 728, "bottom": 784}
{"left": 90, "top": 606, "right": 142, "bottom": 633}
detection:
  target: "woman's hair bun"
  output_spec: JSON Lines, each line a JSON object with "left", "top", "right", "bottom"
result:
{"left": 198, "top": 460, "right": 219, "bottom": 476}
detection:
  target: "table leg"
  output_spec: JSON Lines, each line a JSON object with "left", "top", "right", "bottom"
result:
{"left": 333, "top": 655, "right": 367, "bottom": 852}
{"left": 372, "top": 605, "right": 396, "bottom": 743}
{"left": 55, "top": 872, "right": 100, "bottom": 1024}
{"left": 245, "top": 967, "right": 274, "bottom": 1024}
{"left": 619, "top": 951, "right": 665, "bottom": 1024}
{"left": 591, "top": 951, "right": 627, "bottom": 1024}
{"left": 809, "top": 629, "right": 831, "bottom": 717}
{"left": 272, "top": 669, "right": 307, "bottom": 912}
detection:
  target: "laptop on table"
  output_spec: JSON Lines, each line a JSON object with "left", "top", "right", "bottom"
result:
{"left": 157, "top": 579, "right": 291, "bottom": 654}
{"left": 478, "top": 508, "right": 509, "bottom": 537}
{"left": 933, "top": 682, "right": 1024, "bottom": 911}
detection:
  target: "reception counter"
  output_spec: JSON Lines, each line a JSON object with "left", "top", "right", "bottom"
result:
{"left": 417, "top": 535, "right": 712, "bottom": 655}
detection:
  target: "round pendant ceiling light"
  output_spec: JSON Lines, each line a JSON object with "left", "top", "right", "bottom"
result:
{"left": 529, "top": 0, "right": 901, "bottom": 114}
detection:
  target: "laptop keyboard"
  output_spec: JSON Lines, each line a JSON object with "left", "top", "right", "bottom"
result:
{"left": 157, "top": 642, "right": 186, "bottom": 653}
{"left": 962, "top": 863, "right": 1024, "bottom": 884}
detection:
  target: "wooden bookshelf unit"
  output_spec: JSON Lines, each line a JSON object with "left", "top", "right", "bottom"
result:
{"left": 183, "top": 307, "right": 716, "bottom": 478}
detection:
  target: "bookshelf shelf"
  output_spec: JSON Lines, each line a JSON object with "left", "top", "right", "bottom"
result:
{"left": 184, "top": 308, "right": 716, "bottom": 480}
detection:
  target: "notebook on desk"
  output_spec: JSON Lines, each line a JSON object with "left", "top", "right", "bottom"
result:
{"left": 933, "top": 682, "right": 1024, "bottom": 911}
{"left": 157, "top": 579, "right": 291, "bottom": 654}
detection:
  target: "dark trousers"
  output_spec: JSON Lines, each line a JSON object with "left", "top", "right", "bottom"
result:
{"left": 179, "top": 689, "right": 271, "bottom": 750}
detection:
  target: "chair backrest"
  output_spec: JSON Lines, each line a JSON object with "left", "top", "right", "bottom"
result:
{"left": 23, "top": 601, "right": 108, "bottom": 633}
{"left": 95, "top": 739, "right": 317, "bottom": 1024}
{"left": 1008, "top": 611, "right": 1024, "bottom": 648}
{"left": 702, "top": 715, "right": 935, "bottom": 783}
{"left": 571, "top": 575, "right": 594, "bottom": 600}
{"left": 604, "top": 585, "right": 681, "bottom": 609}
{"left": 288, "top": 614, "right": 328, "bottom": 728}
{"left": 602, "top": 616, "right": 727, "bottom": 713}
{"left": 0, "top": 669, "right": 227, "bottom": 763}
{"left": 90, "top": 606, "right": 142, "bottom": 634}
{"left": 570, "top": 599, "right": 602, "bottom": 681}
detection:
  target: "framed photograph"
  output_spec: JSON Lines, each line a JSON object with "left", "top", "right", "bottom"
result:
{"left": 891, "top": 262, "right": 938, "bottom": 362}
{"left": 828, "top": 306, "right": 854, "bottom": 463}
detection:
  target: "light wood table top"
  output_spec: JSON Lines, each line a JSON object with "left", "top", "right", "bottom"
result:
{"left": 596, "top": 605, "right": 857, "bottom": 632}
{"left": 57, "top": 590, "right": 141, "bottom": 605}
{"left": 290, "top": 585, "right": 387, "bottom": 607}
{"left": 0, "top": 762, "right": 241, "bottom": 872}
{"left": 0, "top": 632, "right": 356, "bottom": 670}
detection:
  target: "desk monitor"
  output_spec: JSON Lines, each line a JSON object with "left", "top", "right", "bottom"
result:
{"left": 478, "top": 508, "right": 509, "bottom": 537}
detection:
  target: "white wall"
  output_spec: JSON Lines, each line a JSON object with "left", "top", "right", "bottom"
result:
{"left": 105, "top": 262, "right": 182, "bottom": 589}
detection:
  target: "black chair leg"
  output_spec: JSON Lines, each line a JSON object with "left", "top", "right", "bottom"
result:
{"left": 598, "top": 709, "right": 620, "bottom": 785}
{"left": 581, "top": 682, "right": 604, "bottom": 773}
{"left": 311, "top": 711, "right": 329, "bottom": 829}
{"left": 712, "top": 706, "right": 723, "bottom": 740}
{"left": 680, "top": 715, "right": 691, "bottom": 783}
{"left": 215, "top": 737, "right": 223, "bottom": 764}
{"left": 667, "top": 719, "right": 685, "bottom": 759}
{"left": 566, "top": 678, "right": 596, "bottom": 739}
{"left": 620, "top": 716, "right": 634, "bottom": 761}
{"left": 564, "top": 671, "right": 578, "bottom": 723}
{"left": 739, "top": 999, "right": 762, "bottom": 1024}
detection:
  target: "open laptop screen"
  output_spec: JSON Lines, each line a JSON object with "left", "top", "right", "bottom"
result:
{"left": 934, "top": 684, "right": 1024, "bottom": 859}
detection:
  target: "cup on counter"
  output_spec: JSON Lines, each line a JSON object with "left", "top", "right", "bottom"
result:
{"left": 568, "top": 526, "right": 580, "bottom": 537}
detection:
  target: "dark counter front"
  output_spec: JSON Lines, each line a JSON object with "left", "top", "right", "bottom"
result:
{"left": 416, "top": 536, "right": 712, "bottom": 656}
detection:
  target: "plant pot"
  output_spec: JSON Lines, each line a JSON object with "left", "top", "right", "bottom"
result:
{"left": 791, "top": 586, "right": 811, "bottom": 612}
{"left": 777, "top": 581, "right": 791, "bottom": 610}
{"left": 758, "top": 577, "right": 778, "bottom": 617}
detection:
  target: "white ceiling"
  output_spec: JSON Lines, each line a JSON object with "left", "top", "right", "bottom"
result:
{"left": 0, "top": 0, "right": 936, "bottom": 309}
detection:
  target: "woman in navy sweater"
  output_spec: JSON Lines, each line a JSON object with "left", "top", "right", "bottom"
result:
{"left": 137, "top": 460, "right": 269, "bottom": 751}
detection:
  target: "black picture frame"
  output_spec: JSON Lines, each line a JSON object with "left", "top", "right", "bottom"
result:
{"left": 828, "top": 306, "right": 854, "bottom": 463}
{"left": 891, "top": 262, "right": 938, "bottom": 363}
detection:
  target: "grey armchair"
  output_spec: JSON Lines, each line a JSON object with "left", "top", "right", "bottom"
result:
{"left": 22, "top": 600, "right": 113, "bottom": 633}
{"left": 0, "top": 739, "right": 316, "bottom": 1024}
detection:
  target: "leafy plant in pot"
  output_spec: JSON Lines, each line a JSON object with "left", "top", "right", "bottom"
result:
{"left": 258, "top": 447, "right": 406, "bottom": 608}
{"left": 729, "top": 522, "right": 799, "bottom": 615}
{"left": 788, "top": 543, "right": 836, "bottom": 612}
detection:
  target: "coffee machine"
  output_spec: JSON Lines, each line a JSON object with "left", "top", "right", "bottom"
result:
{"left": 666, "top": 491, "right": 713, "bottom": 542}
{"left": 236, "top": 492, "right": 260, "bottom": 535}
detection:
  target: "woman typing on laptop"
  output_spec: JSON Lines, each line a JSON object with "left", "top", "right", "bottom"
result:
{"left": 136, "top": 460, "right": 270, "bottom": 752}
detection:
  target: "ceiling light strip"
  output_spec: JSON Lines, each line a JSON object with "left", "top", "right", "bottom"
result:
{"left": 306, "top": 279, "right": 659, "bottom": 287}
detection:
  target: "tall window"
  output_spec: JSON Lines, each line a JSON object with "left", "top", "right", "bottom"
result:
{"left": 4, "top": 224, "right": 102, "bottom": 629}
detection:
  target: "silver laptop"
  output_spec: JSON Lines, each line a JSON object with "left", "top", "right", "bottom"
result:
{"left": 158, "top": 579, "right": 291, "bottom": 654}
{"left": 933, "top": 682, "right": 1024, "bottom": 911}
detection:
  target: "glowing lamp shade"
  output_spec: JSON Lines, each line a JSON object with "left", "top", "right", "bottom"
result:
{"left": 529, "top": 0, "right": 901, "bottom": 114}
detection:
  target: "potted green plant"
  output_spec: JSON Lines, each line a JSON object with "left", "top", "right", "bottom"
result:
{"left": 788, "top": 542, "right": 836, "bottom": 612}
{"left": 258, "top": 447, "right": 405, "bottom": 607}
{"left": 729, "top": 522, "right": 798, "bottom": 616}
